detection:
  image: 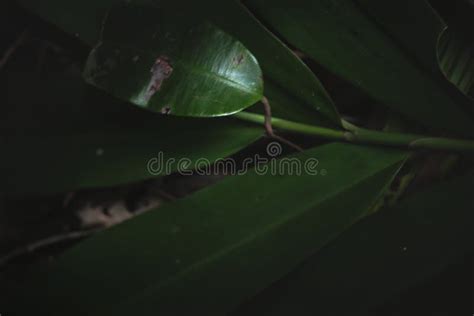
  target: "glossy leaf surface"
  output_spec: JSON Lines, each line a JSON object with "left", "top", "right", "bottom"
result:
{"left": 84, "top": 5, "right": 263, "bottom": 117}
{"left": 17, "top": 0, "right": 341, "bottom": 126}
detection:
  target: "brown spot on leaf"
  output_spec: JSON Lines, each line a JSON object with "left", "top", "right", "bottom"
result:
{"left": 144, "top": 56, "right": 173, "bottom": 102}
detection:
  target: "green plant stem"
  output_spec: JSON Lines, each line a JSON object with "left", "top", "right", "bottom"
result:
{"left": 233, "top": 112, "right": 474, "bottom": 153}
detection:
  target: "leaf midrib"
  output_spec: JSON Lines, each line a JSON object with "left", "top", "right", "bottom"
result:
{"left": 109, "top": 43, "right": 262, "bottom": 97}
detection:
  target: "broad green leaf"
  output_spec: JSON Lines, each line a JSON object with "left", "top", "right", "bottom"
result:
{"left": 247, "top": 0, "right": 474, "bottom": 136}
{"left": 1, "top": 72, "right": 262, "bottom": 195}
{"left": 1, "top": 144, "right": 407, "bottom": 315}
{"left": 234, "top": 171, "right": 474, "bottom": 315}
{"left": 84, "top": 5, "right": 263, "bottom": 117}
{"left": 17, "top": 0, "right": 341, "bottom": 126}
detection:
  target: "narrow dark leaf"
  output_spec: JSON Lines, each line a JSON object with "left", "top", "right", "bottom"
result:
{"left": 247, "top": 0, "right": 474, "bottom": 136}
{"left": 1, "top": 144, "right": 407, "bottom": 315}
{"left": 1, "top": 73, "right": 262, "bottom": 195}
{"left": 234, "top": 171, "right": 474, "bottom": 315}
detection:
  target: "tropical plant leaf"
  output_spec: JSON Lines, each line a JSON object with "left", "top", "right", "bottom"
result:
{"left": 84, "top": 5, "right": 263, "bottom": 117}
{"left": 1, "top": 72, "right": 262, "bottom": 195}
{"left": 234, "top": 171, "right": 474, "bottom": 315}
{"left": 359, "top": 0, "right": 474, "bottom": 100}
{"left": 1, "top": 144, "right": 407, "bottom": 315}
{"left": 247, "top": 0, "right": 474, "bottom": 136}
{"left": 208, "top": 1, "right": 341, "bottom": 126}
{"left": 17, "top": 0, "right": 341, "bottom": 126}
{"left": 438, "top": 28, "right": 474, "bottom": 98}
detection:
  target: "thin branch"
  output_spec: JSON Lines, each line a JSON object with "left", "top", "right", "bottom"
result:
{"left": 233, "top": 112, "right": 474, "bottom": 153}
